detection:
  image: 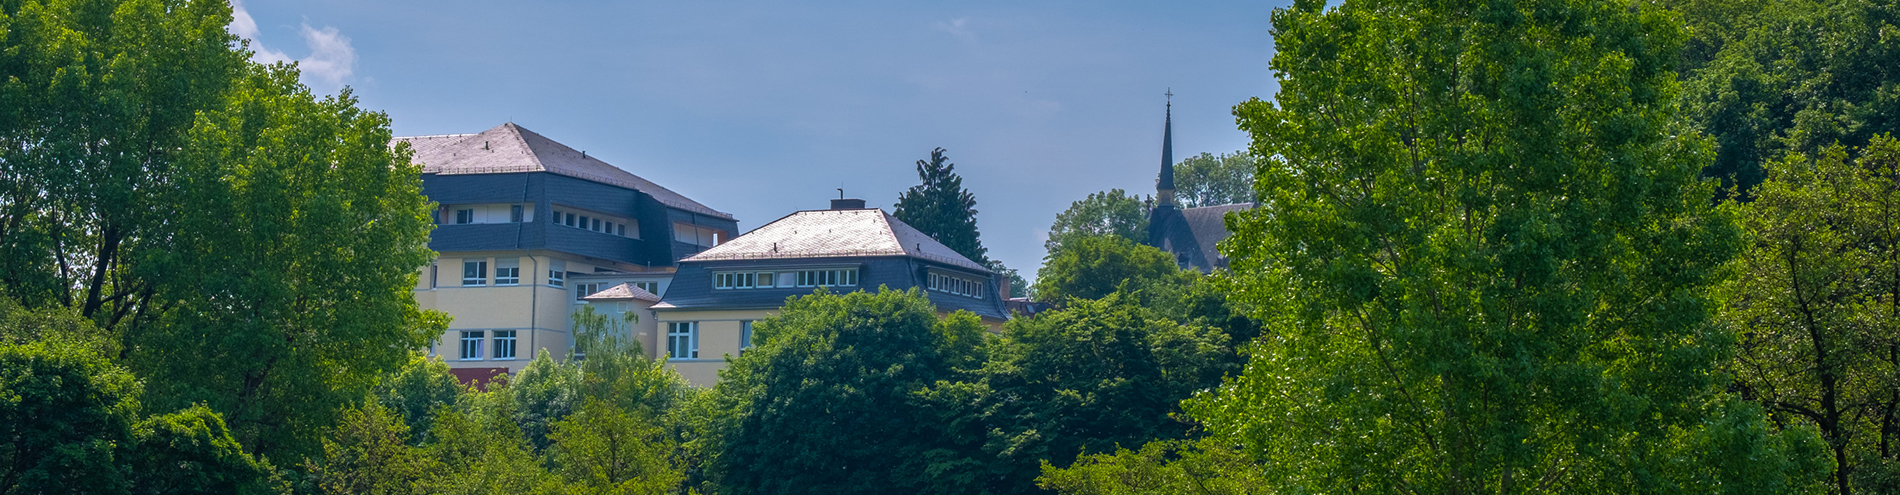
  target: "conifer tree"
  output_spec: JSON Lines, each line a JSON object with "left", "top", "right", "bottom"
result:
{"left": 895, "top": 148, "right": 988, "bottom": 263}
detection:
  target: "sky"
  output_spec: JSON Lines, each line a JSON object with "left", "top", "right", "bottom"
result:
{"left": 232, "top": 0, "right": 1286, "bottom": 281}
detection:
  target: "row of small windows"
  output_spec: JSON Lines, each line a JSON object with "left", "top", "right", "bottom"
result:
{"left": 440, "top": 204, "right": 529, "bottom": 225}
{"left": 462, "top": 258, "right": 523, "bottom": 286}
{"left": 458, "top": 330, "right": 518, "bottom": 360}
{"left": 713, "top": 269, "right": 859, "bottom": 290}
{"left": 928, "top": 272, "right": 986, "bottom": 299}
{"left": 553, "top": 209, "right": 636, "bottom": 238}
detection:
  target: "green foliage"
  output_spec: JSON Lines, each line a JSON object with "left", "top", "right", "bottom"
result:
{"left": 509, "top": 349, "right": 584, "bottom": 452}
{"left": 421, "top": 394, "right": 559, "bottom": 495}
{"left": 372, "top": 353, "right": 465, "bottom": 444}
{"left": 986, "top": 259, "right": 1029, "bottom": 299}
{"left": 895, "top": 147, "right": 989, "bottom": 263}
{"left": 128, "top": 405, "right": 278, "bottom": 495}
{"left": 308, "top": 402, "right": 435, "bottom": 495}
{"left": 1174, "top": 0, "right": 1829, "bottom": 492}
{"left": 546, "top": 399, "right": 685, "bottom": 495}
{"left": 1720, "top": 136, "right": 1900, "bottom": 493}
{"left": 921, "top": 293, "right": 1239, "bottom": 494}
{"left": 1675, "top": 0, "right": 1900, "bottom": 197}
{"left": 1035, "top": 235, "right": 1180, "bottom": 303}
{"left": 696, "top": 288, "right": 976, "bottom": 495}
{"left": 0, "top": 332, "right": 139, "bottom": 494}
{"left": 1036, "top": 438, "right": 1270, "bottom": 495}
{"left": 1043, "top": 189, "right": 1149, "bottom": 258}
{"left": 1171, "top": 152, "right": 1256, "bottom": 208}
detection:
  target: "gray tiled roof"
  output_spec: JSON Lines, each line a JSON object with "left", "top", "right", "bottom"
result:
{"left": 581, "top": 282, "right": 662, "bottom": 303}
{"left": 682, "top": 208, "right": 991, "bottom": 272}
{"left": 1181, "top": 203, "right": 1252, "bottom": 268}
{"left": 393, "top": 123, "right": 732, "bottom": 220}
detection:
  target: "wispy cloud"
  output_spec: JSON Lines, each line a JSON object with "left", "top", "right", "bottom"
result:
{"left": 228, "top": 0, "right": 357, "bottom": 93}
{"left": 933, "top": 17, "right": 977, "bottom": 45}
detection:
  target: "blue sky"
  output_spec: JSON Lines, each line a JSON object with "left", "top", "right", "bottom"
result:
{"left": 234, "top": 0, "right": 1285, "bottom": 281}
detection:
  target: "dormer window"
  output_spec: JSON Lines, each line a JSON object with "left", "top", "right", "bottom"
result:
{"left": 927, "top": 271, "right": 985, "bottom": 299}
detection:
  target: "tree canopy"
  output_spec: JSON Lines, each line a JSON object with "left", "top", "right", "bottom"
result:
{"left": 896, "top": 147, "right": 988, "bottom": 263}
{"left": 1035, "top": 235, "right": 1180, "bottom": 303}
{"left": 1043, "top": 189, "right": 1150, "bottom": 259}
{"left": 1171, "top": 152, "right": 1256, "bottom": 208}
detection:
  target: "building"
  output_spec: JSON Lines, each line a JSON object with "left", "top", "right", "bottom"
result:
{"left": 398, "top": 123, "right": 738, "bottom": 380}
{"left": 651, "top": 198, "right": 1010, "bottom": 386}
{"left": 1146, "top": 95, "right": 1250, "bottom": 272}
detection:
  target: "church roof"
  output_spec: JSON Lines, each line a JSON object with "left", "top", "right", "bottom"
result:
{"left": 1180, "top": 203, "right": 1251, "bottom": 268}
{"left": 394, "top": 123, "right": 732, "bottom": 220}
{"left": 581, "top": 282, "right": 662, "bottom": 303}
{"left": 682, "top": 208, "right": 991, "bottom": 273}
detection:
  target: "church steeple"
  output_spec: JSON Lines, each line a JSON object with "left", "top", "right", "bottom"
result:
{"left": 1157, "top": 89, "right": 1176, "bottom": 208}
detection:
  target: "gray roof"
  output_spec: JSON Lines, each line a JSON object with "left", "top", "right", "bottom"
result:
{"left": 1180, "top": 203, "right": 1252, "bottom": 269}
{"left": 682, "top": 208, "right": 991, "bottom": 272}
{"left": 581, "top": 283, "right": 662, "bottom": 303}
{"left": 394, "top": 123, "right": 732, "bottom": 220}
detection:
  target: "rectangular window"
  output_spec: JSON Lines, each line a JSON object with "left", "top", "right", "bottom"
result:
{"left": 510, "top": 205, "right": 524, "bottom": 223}
{"left": 579, "top": 215, "right": 590, "bottom": 230}
{"left": 495, "top": 258, "right": 520, "bottom": 285}
{"left": 714, "top": 272, "right": 758, "bottom": 289}
{"left": 429, "top": 263, "right": 437, "bottom": 289}
{"left": 755, "top": 272, "right": 775, "bottom": 288}
{"left": 431, "top": 209, "right": 441, "bottom": 224}
{"left": 796, "top": 269, "right": 859, "bottom": 287}
{"left": 455, "top": 209, "right": 474, "bottom": 224}
{"left": 667, "top": 322, "right": 698, "bottom": 359}
{"left": 459, "top": 331, "right": 484, "bottom": 360}
{"left": 462, "top": 260, "right": 487, "bottom": 286}
{"left": 617, "top": 224, "right": 626, "bottom": 236}
{"left": 741, "top": 321, "right": 754, "bottom": 355}
{"left": 927, "top": 271, "right": 985, "bottom": 299}
{"left": 634, "top": 282, "right": 661, "bottom": 295}
{"left": 566, "top": 213, "right": 576, "bottom": 227}
{"left": 492, "top": 330, "right": 517, "bottom": 359}
{"left": 576, "top": 283, "right": 600, "bottom": 301}
{"left": 549, "top": 261, "right": 565, "bottom": 288}
{"left": 592, "top": 218, "right": 601, "bottom": 231}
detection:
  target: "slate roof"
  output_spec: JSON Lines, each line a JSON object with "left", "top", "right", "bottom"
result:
{"left": 394, "top": 123, "right": 732, "bottom": 220}
{"left": 682, "top": 208, "right": 991, "bottom": 272}
{"left": 1180, "top": 203, "right": 1252, "bottom": 269}
{"left": 581, "top": 283, "right": 662, "bottom": 303}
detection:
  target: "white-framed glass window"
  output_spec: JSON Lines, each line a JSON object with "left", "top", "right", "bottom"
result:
{"left": 455, "top": 209, "right": 474, "bottom": 224}
{"left": 575, "top": 283, "right": 603, "bottom": 301}
{"left": 617, "top": 224, "right": 626, "bottom": 236}
{"left": 549, "top": 260, "right": 566, "bottom": 288}
{"left": 495, "top": 258, "right": 520, "bottom": 285}
{"left": 462, "top": 260, "right": 487, "bottom": 286}
{"left": 667, "top": 322, "right": 698, "bottom": 359}
{"left": 492, "top": 330, "right": 517, "bottom": 359}
{"left": 754, "top": 272, "right": 776, "bottom": 288}
{"left": 796, "top": 268, "right": 859, "bottom": 287}
{"left": 565, "top": 213, "right": 576, "bottom": 227}
{"left": 714, "top": 272, "right": 757, "bottom": 289}
{"left": 741, "top": 320, "right": 754, "bottom": 355}
{"left": 551, "top": 209, "right": 638, "bottom": 238}
{"left": 459, "top": 331, "right": 484, "bottom": 360}
{"left": 634, "top": 281, "right": 661, "bottom": 295}
{"left": 928, "top": 271, "right": 986, "bottom": 299}
{"left": 592, "top": 218, "right": 601, "bottom": 231}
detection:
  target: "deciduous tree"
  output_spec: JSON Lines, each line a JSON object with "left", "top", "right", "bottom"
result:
{"left": 1043, "top": 189, "right": 1148, "bottom": 258}
{"left": 1172, "top": 152, "right": 1256, "bottom": 208}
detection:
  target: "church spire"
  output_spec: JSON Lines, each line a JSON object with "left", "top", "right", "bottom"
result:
{"left": 1157, "top": 89, "right": 1176, "bottom": 208}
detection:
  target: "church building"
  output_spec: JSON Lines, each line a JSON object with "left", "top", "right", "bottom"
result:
{"left": 1145, "top": 95, "right": 1252, "bottom": 272}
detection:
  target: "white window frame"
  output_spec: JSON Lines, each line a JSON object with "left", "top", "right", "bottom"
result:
{"left": 462, "top": 260, "right": 487, "bottom": 286}
{"left": 796, "top": 269, "right": 859, "bottom": 288}
{"left": 455, "top": 209, "right": 474, "bottom": 224}
{"left": 668, "top": 322, "right": 698, "bottom": 359}
{"left": 741, "top": 320, "right": 754, "bottom": 355}
{"left": 549, "top": 261, "right": 566, "bottom": 288}
{"left": 492, "top": 330, "right": 517, "bottom": 359}
{"left": 459, "top": 331, "right": 484, "bottom": 360}
{"left": 494, "top": 258, "right": 520, "bottom": 286}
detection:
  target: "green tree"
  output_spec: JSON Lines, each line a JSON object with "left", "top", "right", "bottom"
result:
{"left": 308, "top": 402, "right": 434, "bottom": 495}
{"left": 507, "top": 349, "right": 583, "bottom": 452}
{"left": 419, "top": 393, "right": 558, "bottom": 495}
{"left": 696, "top": 288, "right": 981, "bottom": 495}
{"left": 1043, "top": 189, "right": 1149, "bottom": 258}
{"left": 1035, "top": 235, "right": 1180, "bottom": 303}
{"left": 128, "top": 405, "right": 277, "bottom": 495}
{"left": 372, "top": 353, "right": 466, "bottom": 443}
{"left": 570, "top": 306, "right": 690, "bottom": 420}
{"left": 1675, "top": 0, "right": 1900, "bottom": 197}
{"left": 986, "top": 260, "right": 1029, "bottom": 300}
{"left": 1721, "top": 137, "right": 1900, "bottom": 494}
{"left": 921, "top": 293, "right": 1238, "bottom": 494}
{"left": 895, "top": 147, "right": 988, "bottom": 263}
{"left": 1171, "top": 152, "right": 1256, "bottom": 208}
{"left": 1189, "top": 0, "right": 1829, "bottom": 492}
{"left": 1037, "top": 438, "right": 1269, "bottom": 495}
{"left": 546, "top": 399, "right": 685, "bottom": 495}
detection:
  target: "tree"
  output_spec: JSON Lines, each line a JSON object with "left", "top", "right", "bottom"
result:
{"left": 1191, "top": 0, "right": 1829, "bottom": 491}
{"left": 696, "top": 288, "right": 982, "bottom": 495}
{"left": 420, "top": 393, "right": 558, "bottom": 495}
{"left": 546, "top": 399, "right": 685, "bottom": 495}
{"left": 920, "top": 293, "right": 1239, "bottom": 495}
{"left": 1043, "top": 189, "right": 1148, "bottom": 258}
{"left": 308, "top": 402, "right": 435, "bottom": 495}
{"left": 372, "top": 353, "right": 466, "bottom": 444}
{"left": 1171, "top": 152, "right": 1256, "bottom": 208}
{"left": 1721, "top": 137, "right": 1900, "bottom": 494}
{"left": 1675, "top": 0, "right": 1900, "bottom": 197}
{"left": 1037, "top": 438, "right": 1269, "bottom": 495}
{"left": 507, "top": 349, "right": 583, "bottom": 452}
{"left": 1035, "top": 236, "right": 1180, "bottom": 303}
{"left": 986, "top": 260, "right": 1029, "bottom": 299}
{"left": 895, "top": 148, "right": 988, "bottom": 263}
{"left": 128, "top": 406, "right": 277, "bottom": 495}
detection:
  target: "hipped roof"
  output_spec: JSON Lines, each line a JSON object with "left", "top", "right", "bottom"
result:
{"left": 394, "top": 123, "right": 732, "bottom": 220}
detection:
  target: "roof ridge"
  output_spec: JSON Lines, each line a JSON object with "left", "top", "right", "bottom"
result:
{"left": 499, "top": 123, "right": 549, "bottom": 173}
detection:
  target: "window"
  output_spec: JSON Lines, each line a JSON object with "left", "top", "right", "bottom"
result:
{"left": 551, "top": 209, "right": 635, "bottom": 238}
{"left": 494, "top": 258, "right": 520, "bottom": 285}
{"left": 462, "top": 260, "right": 487, "bottom": 286}
{"left": 714, "top": 272, "right": 757, "bottom": 289}
{"left": 741, "top": 321, "right": 755, "bottom": 355}
{"left": 492, "top": 330, "right": 517, "bottom": 359}
{"left": 634, "top": 281, "right": 661, "bottom": 295}
{"left": 754, "top": 272, "right": 776, "bottom": 288}
{"left": 579, "top": 215, "right": 590, "bottom": 230}
{"left": 667, "top": 322, "right": 698, "bottom": 359}
{"left": 429, "top": 263, "right": 437, "bottom": 289}
{"left": 510, "top": 205, "right": 524, "bottom": 223}
{"left": 431, "top": 209, "right": 441, "bottom": 224}
{"left": 796, "top": 269, "right": 859, "bottom": 287}
{"left": 928, "top": 272, "right": 986, "bottom": 299}
{"left": 549, "top": 261, "right": 565, "bottom": 288}
{"left": 617, "top": 224, "right": 626, "bottom": 236}
{"left": 455, "top": 209, "right": 474, "bottom": 224}
{"left": 459, "top": 331, "right": 484, "bottom": 360}
{"left": 674, "top": 223, "right": 722, "bottom": 247}
{"left": 575, "top": 283, "right": 604, "bottom": 301}
{"left": 565, "top": 213, "right": 576, "bottom": 227}
{"left": 592, "top": 218, "right": 601, "bottom": 231}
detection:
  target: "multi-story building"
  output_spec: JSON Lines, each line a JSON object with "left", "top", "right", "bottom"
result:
{"left": 398, "top": 123, "right": 738, "bottom": 381}
{"left": 651, "top": 198, "right": 1009, "bottom": 386}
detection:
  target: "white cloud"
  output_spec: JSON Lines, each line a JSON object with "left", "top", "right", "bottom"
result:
{"left": 228, "top": 0, "right": 357, "bottom": 93}
{"left": 933, "top": 17, "right": 977, "bottom": 45}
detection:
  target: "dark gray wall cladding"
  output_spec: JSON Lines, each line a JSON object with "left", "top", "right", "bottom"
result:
{"left": 635, "top": 194, "right": 675, "bottom": 265}
{"left": 914, "top": 260, "right": 1009, "bottom": 320}
{"left": 665, "top": 208, "right": 740, "bottom": 262}
{"left": 421, "top": 172, "right": 537, "bottom": 205}
{"left": 657, "top": 256, "right": 1008, "bottom": 320}
{"left": 541, "top": 173, "right": 680, "bottom": 267}
{"left": 545, "top": 224, "right": 653, "bottom": 266}
{"left": 430, "top": 223, "right": 537, "bottom": 252}
{"left": 545, "top": 174, "right": 640, "bottom": 217}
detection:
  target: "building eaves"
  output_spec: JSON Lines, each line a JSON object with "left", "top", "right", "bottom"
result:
{"left": 680, "top": 208, "right": 989, "bottom": 272}
{"left": 392, "top": 123, "right": 733, "bottom": 220}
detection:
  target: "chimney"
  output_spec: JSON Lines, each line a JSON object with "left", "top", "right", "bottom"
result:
{"left": 830, "top": 198, "right": 867, "bottom": 210}
{"left": 998, "top": 277, "right": 1011, "bottom": 300}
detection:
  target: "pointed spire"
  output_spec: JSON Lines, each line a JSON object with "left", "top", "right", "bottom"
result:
{"left": 1158, "top": 89, "right": 1176, "bottom": 208}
